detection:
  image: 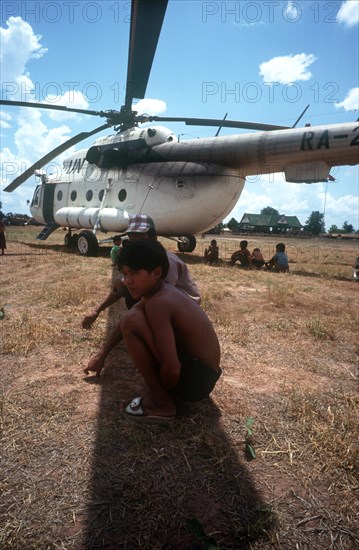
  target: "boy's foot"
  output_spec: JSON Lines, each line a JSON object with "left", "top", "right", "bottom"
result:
{"left": 124, "top": 396, "right": 175, "bottom": 424}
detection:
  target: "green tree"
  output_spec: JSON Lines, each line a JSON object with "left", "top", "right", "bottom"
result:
{"left": 342, "top": 221, "right": 354, "bottom": 233}
{"left": 207, "top": 222, "right": 223, "bottom": 234}
{"left": 305, "top": 211, "right": 325, "bottom": 235}
{"left": 0, "top": 201, "right": 4, "bottom": 220}
{"left": 227, "top": 217, "right": 239, "bottom": 232}
{"left": 260, "top": 206, "right": 279, "bottom": 216}
{"left": 328, "top": 224, "right": 339, "bottom": 234}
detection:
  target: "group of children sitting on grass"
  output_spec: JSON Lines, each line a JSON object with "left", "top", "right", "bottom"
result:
{"left": 204, "top": 239, "right": 289, "bottom": 272}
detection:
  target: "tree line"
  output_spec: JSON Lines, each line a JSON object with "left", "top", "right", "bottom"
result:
{"left": 208, "top": 207, "right": 357, "bottom": 236}
{"left": 0, "top": 202, "right": 356, "bottom": 235}
{"left": 0, "top": 203, "right": 31, "bottom": 226}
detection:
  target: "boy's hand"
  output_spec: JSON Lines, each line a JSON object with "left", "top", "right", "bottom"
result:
{"left": 81, "top": 312, "right": 98, "bottom": 329}
{"left": 84, "top": 352, "right": 105, "bottom": 376}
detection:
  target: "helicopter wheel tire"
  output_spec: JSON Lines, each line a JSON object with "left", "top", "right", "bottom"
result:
{"left": 177, "top": 235, "right": 196, "bottom": 253}
{"left": 64, "top": 233, "right": 79, "bottom": 247}
{"left": 70, "top": 233, "right": 79, "bottom": 246}
{"left": 77, "top": 231, "right": 99, "bottom": 257}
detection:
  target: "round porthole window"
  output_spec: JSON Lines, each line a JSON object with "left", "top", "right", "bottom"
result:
{"left": 57, "top": 190, "right": 63, "bottom": 201}
{"left": 118, "top": 189, "right": 127, "bottom": 202}
{"left": 86, "top": 190, "right": 93, "bottom": 201}
{"left": 70, "top": 190, "right": 77, "bottom": 201}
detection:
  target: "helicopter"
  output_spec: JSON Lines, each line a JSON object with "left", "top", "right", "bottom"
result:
{"left": 1, "top": 0, "right": 358, "bottom": 256}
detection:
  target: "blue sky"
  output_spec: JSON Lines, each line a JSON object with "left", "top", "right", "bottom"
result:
{"left": 1, "top": 0, "right": 358, "bottom": 230}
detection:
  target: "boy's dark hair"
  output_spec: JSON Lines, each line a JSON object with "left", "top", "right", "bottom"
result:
{"left": 117, "top": 239, "right": 169, "bottom": 278}
{"left": 240, "top": 240, "right": 248, "bottom": 248}
{"left": 147, "top": 227, "right": 157, "bottom": 239}
{"left": 113, "top": 235, "right": 122, "bottom": 244}
{"left": 276, "top": 242, "right": 285, "bottom": 252}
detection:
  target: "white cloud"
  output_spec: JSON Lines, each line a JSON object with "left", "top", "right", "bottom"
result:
{"left": 259, "top": 53, "right": 316, "bottom": 85}
{"left": 337, "top": 0, "right": 359, "bottom": 27}
{"left": 44, "top": 91, "right": 90, "bottom": 121}
{"left": 335, "top": 87, "right": 359, "bottom": 111}
{"left": 0, "top": 17, "right": 47, "bottom": 99}
{"left": 0, "top": 111, "right": 12, "bottom": 129}
{"left": 133, "top": 98, "right": 167, "bottom": 115}
{"left": 0, "top": 17, "right": 81, "bottom": 201}
{"left": 1, "top": 105, "right": 74, "bottom": 190}
{"left": 284, "top": 1, "right": 300, "bottom": 20}
{"left": 14, "top": 109, "right": 72, "bottom": 160}
{"left": 321, "top": 192, "right": 359, "bottom": 229}
{"left": 321, "top": 191, "right": 358, "bottom": 216}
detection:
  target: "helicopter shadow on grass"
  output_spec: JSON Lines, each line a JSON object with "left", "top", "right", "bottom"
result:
{"left": 22, "top": 241, "right": 220, "bottom": 266}
{"left": 81, "top": 271, "right": 275, "bottom": 549}
{"left": 22, "top": 241, "right": 113, "bottom": 258}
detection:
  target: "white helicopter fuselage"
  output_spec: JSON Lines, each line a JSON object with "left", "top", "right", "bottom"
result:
{"left": 32, "top": 160, "right": 244, "bottom": 236}
{"left": 30, "top": 125, "right": 245, "bottom": 236}
{"left": 30, "top": 122, "right": 358, "bottom": 243}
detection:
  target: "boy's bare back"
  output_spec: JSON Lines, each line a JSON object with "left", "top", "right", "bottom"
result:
{"left": 143, "top": 282, "right": 220, "bottom": 372}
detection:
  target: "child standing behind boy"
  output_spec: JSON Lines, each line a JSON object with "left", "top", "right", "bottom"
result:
{"left": 110, "top": 235, "right": 122, "bottom": 266}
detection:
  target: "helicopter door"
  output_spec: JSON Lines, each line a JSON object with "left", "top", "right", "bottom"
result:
{"left": 31, "top": 184, "right": 56, "bottom": 224}
{"left": 41, "top": 183, "right": 56, "bottom": 223}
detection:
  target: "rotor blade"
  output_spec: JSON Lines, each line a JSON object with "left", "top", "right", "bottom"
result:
{"left": 4, "top": 123, "right": 110, "bottom": 192}
{"left": 125, "top": 0, "right": 168, "bottom": 110}
{"left": 215, "top": 113, "right": 228, "bottom": 137}
{"left": 0, "top": 99, "right": 103, "bottom": 117}
{"left": 146, "top": 116, "right": 290, "bottom": 131}
{"left": 292, "top": 104, "right": 310, "bottom": 128}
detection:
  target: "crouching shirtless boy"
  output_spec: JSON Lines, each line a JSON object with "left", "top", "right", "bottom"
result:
{"left": 117, "top": 239, "right": 222, "bottom": 423}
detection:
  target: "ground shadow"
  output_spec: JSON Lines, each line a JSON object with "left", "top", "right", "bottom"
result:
{"left": 20, "top": 241, "right": 112, "bottom": 258}
{"left": 81, "top": 273, "right": 275, "bottom": 549}
{"left": 11, "top": 239, "right": 356, "bottom": 285}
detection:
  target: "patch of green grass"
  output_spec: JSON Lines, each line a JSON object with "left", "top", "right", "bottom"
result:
{"left": 307, "top": 318, "right": 336, "bottom": 340}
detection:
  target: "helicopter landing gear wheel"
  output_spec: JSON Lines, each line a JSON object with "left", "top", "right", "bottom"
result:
{"left": 177, "top": 235, "right": 196, "bottom": 253}
{"left": 70, "top": 233, "right": 79, "bottom": 247}
{"left": 77, "top": 231, "right": 99, "bottom": 257}
{"left": 64, "top": 232, "right": 79, "bottom": 247}
{"left": 64, "top": 233, "right": 71, "bottom": 247}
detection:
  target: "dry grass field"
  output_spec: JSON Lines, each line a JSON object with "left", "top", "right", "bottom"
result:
{"left": 1, "top": 226, "right": 358, "bottom": 549}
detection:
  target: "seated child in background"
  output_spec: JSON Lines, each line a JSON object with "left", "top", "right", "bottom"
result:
{"left": 110, "top": 235, "right": 122, "bottom": 266}
{"left": 229, "top": 240, "right": 252, "bottom": 267}
{"left": 117, "top": 239, "right": 222, "bottom": 423}
{"left": 266, "top": 243, "right": 289, "bottom": 272}
{"left": 251, "top": 247, "right": 265, "bottom": 269}
{"left": 204, "top": 239, "right": 219, "bottom": 265}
